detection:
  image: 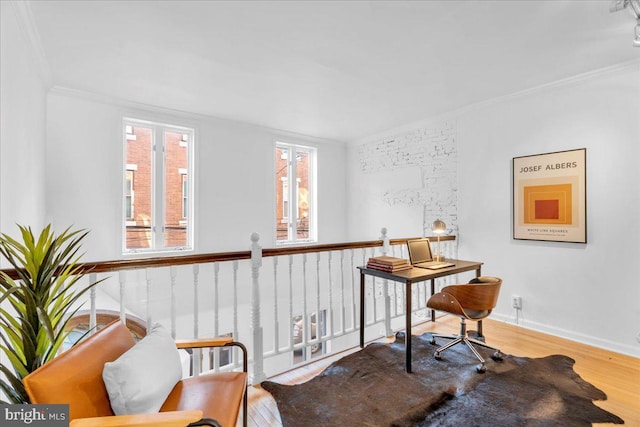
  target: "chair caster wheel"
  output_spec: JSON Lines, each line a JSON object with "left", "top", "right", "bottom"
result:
{"left": 434, "top": 351, "right": 442, "bottom": 361}
{"left": 476, "top": 364, "right": 486, "bottom": 373}
{"left": 491, "top": 351, "right": 504, "bottom": 361}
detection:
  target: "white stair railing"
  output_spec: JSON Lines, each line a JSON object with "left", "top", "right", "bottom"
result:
{"left": 67, "top": 229, "right": 458, "bottom": 383}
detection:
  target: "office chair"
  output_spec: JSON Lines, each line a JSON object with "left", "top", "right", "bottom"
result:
{"left": 426, "top": 276, "right": 504, "bottom": 373}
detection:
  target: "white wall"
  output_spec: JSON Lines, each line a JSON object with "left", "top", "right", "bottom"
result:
{"left": 45, "top": 89, "right": 348, "bottom": 261}
{"left": 347, "top": 63, "right": 640, "bottom": 357}
{"left": 0, "top": 2, "right": 48, "bottom": 249}
{"left": 457, "top": 64, "right": 640, "bottom": 357}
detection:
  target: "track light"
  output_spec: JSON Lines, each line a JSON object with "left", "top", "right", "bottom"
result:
{"left": 610, "top": 0, "right": 640, "bottom": 46}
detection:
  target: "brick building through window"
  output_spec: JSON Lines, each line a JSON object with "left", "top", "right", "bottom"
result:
{"left": 124, "top": 120, "right": 193, "bottom": 252}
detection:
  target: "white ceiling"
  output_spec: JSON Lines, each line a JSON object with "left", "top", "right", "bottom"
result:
{"left": 27, "top": 0, "right": 639, "bottom": 142}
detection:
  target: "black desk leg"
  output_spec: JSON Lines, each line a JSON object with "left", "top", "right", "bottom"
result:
{"left": 475, "top": 266, "right": 484, "bottom": 340}
{"left": 360, "top": 272, "right": 365, "bottom": 348}
{"left": 430, "top": 279, "right": 435, "bottom": 322}
{"left": 405, "top": 280, "right": 412, "bottom": 373}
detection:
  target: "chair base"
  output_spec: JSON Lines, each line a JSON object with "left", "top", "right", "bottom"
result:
{"left": 430, "top": 318, "right": 503, "bottom": 373}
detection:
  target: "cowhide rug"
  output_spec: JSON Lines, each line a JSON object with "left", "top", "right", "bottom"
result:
{"left": 262, "top": 332, "right": 623, "bottom": 427}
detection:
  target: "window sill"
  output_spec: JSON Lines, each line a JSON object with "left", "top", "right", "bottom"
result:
{"left": 275, "top": 240, "right": 317, "bottom": 247}
{"left": 123, "top": 247, "right": 194, "bottom": 257}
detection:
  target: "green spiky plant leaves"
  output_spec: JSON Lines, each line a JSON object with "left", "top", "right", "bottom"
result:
{"left": 0, "top": 225, "right": 101, "bottom": 403}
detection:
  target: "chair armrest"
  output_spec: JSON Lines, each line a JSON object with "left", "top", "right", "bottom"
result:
{"left": 175, "top": 337, "right": 234, "bottom": 349}
{"left": 175, "top": 339, "right": 249, "bottom": 374}
{"left": 427, "top": 292, "right": 466, "bottom": 317}
{"left": 69, "top": 410, "right": 204, "bottom": 427}
{"left": 173, "top": 339, "right": 249, "bottom": 426}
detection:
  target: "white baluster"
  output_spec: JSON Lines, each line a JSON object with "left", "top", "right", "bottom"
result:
{"left": 401, "top": 276, "right": 407, "bottom": 317}
{"left": 380, "top": 228, "right": 392, "bottom": 336}
{"left": 250, "top": 232, "right": 266, "bottom": 384}
{"left": 273, "top": 256, "right": 279, "bottom": 353}
{"left": 315, "top": 252, "right": 321, "bottom": 354}
{"left": 381, "top": 227, "right": 390, "bottom": 254}
{"left": 340, "top": 250, "right": 346, "bottom": 334}
{"left": 302, "top": 253, "right": 308, "bottom": 354}
{"left": 170, "top": 266, "right": 177, "bottom": 339}
{"left": 193, "top": 264, "right": 199, "bottom": 339}
{"left": 192, "top": 264, "right": 201, "bottom": 377}
{"left": 288, "top": 255, "right": 294, "bottom": 351}
{"left": 369, "top": 247, "right": 377, "bottom": 325}
{"left": 350, "top": 249, "right": 356, "bottom": 330}
{"left": 145, "top": 268, "right": 152, "bottom": 332}
{"left": 327, "top": 251, "right": 334, "bottom": 337}
{"left": 232, "top": 260, "right": 239, "bottom": 370}
{"left": 119, "top": 271, "right": 126, "bottom": 326}
{"left": 213, "top": 262, "right": 220, "bottom": 371}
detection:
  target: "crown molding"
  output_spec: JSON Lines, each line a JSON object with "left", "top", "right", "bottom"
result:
{"left": 7, "top": 1, "right": 53, "bottom": 88}
{"left": 49, "top": 86, "right": 342, "bottom": 146}
{"left": 457, "top": 58, "right": 640, "bottom": 116}
{"left": 351, "top": 59, "right": 640, "bottom": 146}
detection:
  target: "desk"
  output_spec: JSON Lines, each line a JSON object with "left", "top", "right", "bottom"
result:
{"left": 358, "top": 259, "right": 483, "bottom": 373}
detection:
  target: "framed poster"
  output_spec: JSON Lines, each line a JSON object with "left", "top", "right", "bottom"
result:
{"left": 513, "top": 148, "right": 586, "bottom": 243}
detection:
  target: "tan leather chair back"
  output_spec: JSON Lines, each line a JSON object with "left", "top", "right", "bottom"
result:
{"left": 23, "top": 320, "right": 136, "bottom": 420}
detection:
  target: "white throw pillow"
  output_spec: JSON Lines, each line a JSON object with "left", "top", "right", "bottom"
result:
{"left": 102, "top": 323, "right": 182, "bottom": 415}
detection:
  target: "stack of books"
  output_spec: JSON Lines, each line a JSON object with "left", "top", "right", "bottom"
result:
{"left": 366, "top": 256, "right": 412, "bottom": 272}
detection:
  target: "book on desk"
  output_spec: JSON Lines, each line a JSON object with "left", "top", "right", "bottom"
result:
{"left": 366, "top": 256, "right": 412, "bottom": 273}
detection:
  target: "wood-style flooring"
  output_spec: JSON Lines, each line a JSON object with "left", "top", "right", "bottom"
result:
{"left": 243, "top": 316, "right": 640, "bottom": 426}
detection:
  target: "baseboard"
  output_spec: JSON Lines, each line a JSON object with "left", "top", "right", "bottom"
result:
{"left": 491, "top": 313, "right": 640, "bottom": 359}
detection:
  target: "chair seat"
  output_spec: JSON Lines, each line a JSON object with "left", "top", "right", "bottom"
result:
{"left": 463, "top": 309, "right": 489, "bottom": 319}
{"left": 161, "top": 372, "right": 247, "bottom": 427}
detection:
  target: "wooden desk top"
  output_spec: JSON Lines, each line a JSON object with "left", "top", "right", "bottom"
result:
{"left": 358, "top": 259, "right": 483, "bottom": 283}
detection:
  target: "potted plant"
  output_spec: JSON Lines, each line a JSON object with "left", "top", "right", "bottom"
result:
{"left": 0, "top": 224, "right": 100, "bottom": 403}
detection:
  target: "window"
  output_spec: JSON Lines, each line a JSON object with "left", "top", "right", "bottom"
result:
{"left": 123, "top": 118, "right": 194, "bottom": 253}
{"left": 275, "top": 142, "right": 316, "bottom": 243}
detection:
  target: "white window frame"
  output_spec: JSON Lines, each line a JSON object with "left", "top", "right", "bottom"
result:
{"left": 180, "top": 168, "right": 188, "bottom": 223}
{"left": 276, "top": 141, "right": 317, "bottom": 245}
{"left": 125, "top": 165, "right": 136, "bottom": 223}
{"left": 123, "top": 118, "right": 195, "bottom": 254}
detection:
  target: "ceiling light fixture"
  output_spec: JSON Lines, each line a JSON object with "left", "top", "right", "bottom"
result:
{"left": 610, "top": 0, "right": 640, "bottom": 46}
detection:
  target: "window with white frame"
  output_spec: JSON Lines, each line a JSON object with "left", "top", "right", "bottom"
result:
{"left": 123, "top": 118, "right": 194, "bottom": 253}
{"left": 275, "top": 142, "right": 316, "bottom": 244}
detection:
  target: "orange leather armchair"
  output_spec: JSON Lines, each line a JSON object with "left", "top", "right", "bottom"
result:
{"left": 426, "top": 276, "right": 504, "bottom": 373}
{"left": 23, "top": 320, "right": 247, "bottom": 427}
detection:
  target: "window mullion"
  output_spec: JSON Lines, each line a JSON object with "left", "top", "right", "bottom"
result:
{"left": 153, "top": 127, "right": 166, "bottom": 250}
{"left": 290, "top": 148, "right": 298, "bottom": 242}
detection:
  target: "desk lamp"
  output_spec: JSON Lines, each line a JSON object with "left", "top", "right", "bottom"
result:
{"left": 432, "top": 219, "right": 447, "bottom": 262}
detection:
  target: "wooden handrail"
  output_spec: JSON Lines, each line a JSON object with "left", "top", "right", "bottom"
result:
{"left": 0, "top": 235, "right": 455, "bottom": 279}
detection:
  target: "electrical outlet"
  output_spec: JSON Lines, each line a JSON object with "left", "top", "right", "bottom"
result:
{"left": 511, "top": 295, "right": 522, "bottom": 310}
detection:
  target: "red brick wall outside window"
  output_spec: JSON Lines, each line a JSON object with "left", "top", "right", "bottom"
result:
{"left": 125, "top": 123, "right": 190, "bottom": 251}
{"left": 275, "top": 144, "right": 312, "bottom": 242}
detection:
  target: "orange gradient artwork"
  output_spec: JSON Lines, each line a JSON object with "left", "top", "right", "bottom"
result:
{"left": 523, "top": 184, "right": 572, "bottom": 224}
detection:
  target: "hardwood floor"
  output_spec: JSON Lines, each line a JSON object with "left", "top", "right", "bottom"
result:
{"left": 244, "top": 316, "right": 640, "bottom": 426}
